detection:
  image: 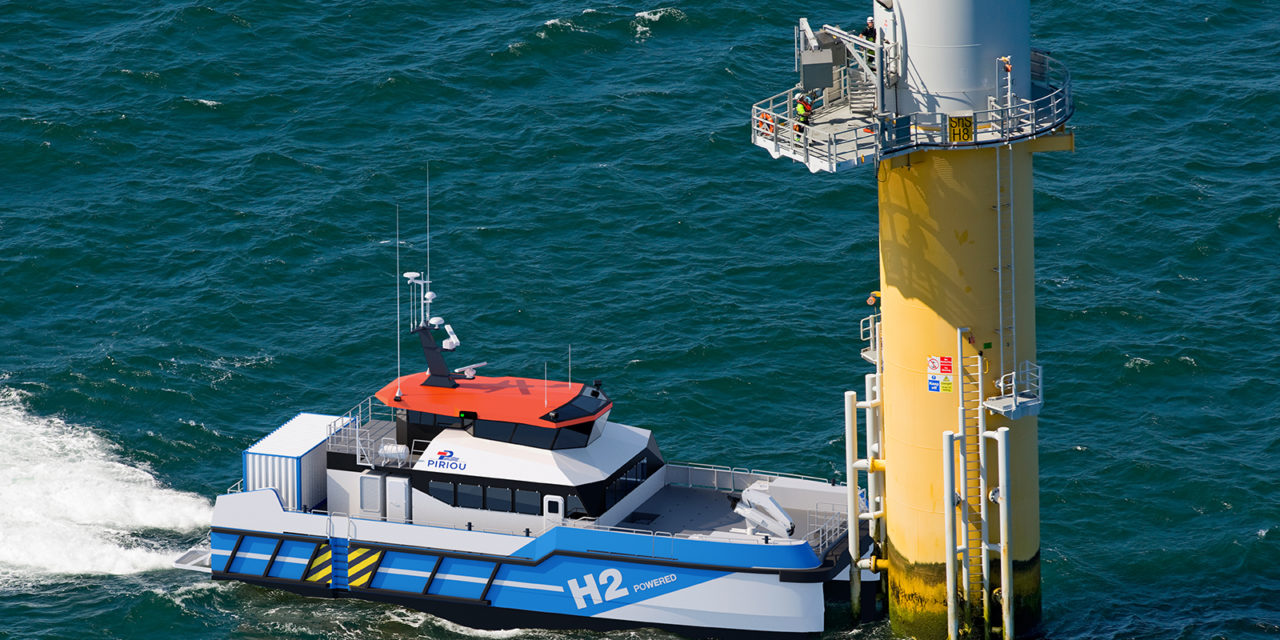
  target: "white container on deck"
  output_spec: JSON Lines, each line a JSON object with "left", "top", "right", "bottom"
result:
{"left": 243, "top": 412, "right": 335, "bottom": 511}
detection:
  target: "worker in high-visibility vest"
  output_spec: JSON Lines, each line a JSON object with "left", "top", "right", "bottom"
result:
{"left": 861, "top": 17, "right": 876, "bottom": 69}
{"left": 794, "top": 92, "right": 813, "bottom": 141}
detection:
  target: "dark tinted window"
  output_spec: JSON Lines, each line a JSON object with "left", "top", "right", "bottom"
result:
{"left": 566, "top": 494, "right": 587, "bottom": 518}
{"left": 514, "top": 489, "right": 541, "bottom": 515}
{"left": 551, "top": 422, "right": 592, "bottom": 449}
{"left": 473, "top": 419, "right": 515, "bottom": 443}
{"left": 511, "top": 423, "right": 557, "bottom": 448}
{"left": 457, "top": 483, "right": 483, "bottom": 509}
{"left": 486, "top": 487, "right": 512, "bottom": 512}
{"left": 428, "top": 480, "right": 453, "bottom": 505}
{"left": 604, "top": 458, "right": 654, "bottom": 512}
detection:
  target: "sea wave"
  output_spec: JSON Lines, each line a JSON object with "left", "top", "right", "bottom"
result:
{"left": 0, "top": 388, "right": 210, "bottom": 584}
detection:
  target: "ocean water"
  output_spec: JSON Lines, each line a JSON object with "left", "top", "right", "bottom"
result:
{"left": 1, "top": 0, "right": 1277, "bottom": 638}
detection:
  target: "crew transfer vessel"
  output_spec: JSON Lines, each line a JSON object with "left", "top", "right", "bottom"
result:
{"left": 175, "top": 273, "right": 872, "bottom": 638}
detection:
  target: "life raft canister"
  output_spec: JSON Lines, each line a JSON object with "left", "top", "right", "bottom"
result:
{"left": 756, "top": 112, "right": 774, "bottom": 134}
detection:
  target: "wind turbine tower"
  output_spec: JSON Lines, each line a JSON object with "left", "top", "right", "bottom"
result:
{"left": 748, "top": 1, "right": 1074, "bottom": 638}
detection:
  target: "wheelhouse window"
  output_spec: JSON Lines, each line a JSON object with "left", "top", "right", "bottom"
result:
{"left": 468, "top": 415, "right": 596, "bottom": 451}
{"left": 472, "top": 419, "right": 515, "bottom": 443}
{"left": 551, "top": 421, "right": 592, "bottom": 449}
{"left": 540, "top": 385, "right": 611, "bottom": 423}
{"left": 510, "top": 423, "right": 556, "bottom": 448}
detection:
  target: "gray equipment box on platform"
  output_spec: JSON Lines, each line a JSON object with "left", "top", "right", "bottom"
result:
{"left": 243, "top": 412, "right": 334, "bottom": 511}
{"left": 800, "top": 31, "right": 846, "bottom": 91}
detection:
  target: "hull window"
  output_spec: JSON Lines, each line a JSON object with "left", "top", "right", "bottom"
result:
{"left": 486, "top": 486, "right": 513, "bottom": 512}
{"left": 457, "top": 483, "right": 483, "bottom": 509}
{"left": 428, "top": 479, "right": 454, "bottom": 505}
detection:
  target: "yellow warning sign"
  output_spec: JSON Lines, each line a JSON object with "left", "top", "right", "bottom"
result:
{"left": 928, "top": 372, "right": 955, "bottom": 393}
{"left": 948, "top": 115, "right": 974, "bottom": 143}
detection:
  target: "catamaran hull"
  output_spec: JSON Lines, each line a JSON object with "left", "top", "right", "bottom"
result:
{"left": 216, "top": 572, "right": 830, "bottom": 639}
{"left": 207, "top": 495, "right": 849, "bottom": 638}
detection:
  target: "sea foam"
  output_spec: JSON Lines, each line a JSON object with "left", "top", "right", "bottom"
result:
{"left": 0, "top": 388, "right": 210, "bottom": 583}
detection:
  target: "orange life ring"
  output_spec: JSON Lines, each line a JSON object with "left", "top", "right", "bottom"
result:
{"left": 756, "top": 112, "right": 774, "bottom": 134}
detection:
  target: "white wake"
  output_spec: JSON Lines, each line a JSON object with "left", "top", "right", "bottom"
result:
{"left": 0, "top": 387, "right": 211, "bottom": 583}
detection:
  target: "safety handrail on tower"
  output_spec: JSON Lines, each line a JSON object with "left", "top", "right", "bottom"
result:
{"left": 751, "top": 27, "right": 1073, "bottom": 174}
{"left": 860, "top": 312, "right": 882, "bottom": 365}
{"left": 984, "top": 360, "right": 1043, "bottom": 419}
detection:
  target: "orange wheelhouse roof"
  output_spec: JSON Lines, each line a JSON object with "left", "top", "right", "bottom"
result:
{"left": 375, "top": 373, "right": 607, "bottom": 429}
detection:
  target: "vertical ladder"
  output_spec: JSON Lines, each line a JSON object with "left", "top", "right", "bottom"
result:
{"left": 327, "top": 513, "right": 353, "bottom": 591}
{"left": 993, "top": 82, "right": 1017, "bottom": 393}
{"left": 986, "top": 56, "right": 1044, "bottom": 420}
{"left": 329, "top": 537, "right": 350, "bottom": 590}
{"left": 955, "top": 329, "right": 986, "bottom": 620}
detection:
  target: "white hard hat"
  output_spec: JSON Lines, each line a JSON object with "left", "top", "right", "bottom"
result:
{"left": 867, "top": 16, "right": 874, "bottom": 23}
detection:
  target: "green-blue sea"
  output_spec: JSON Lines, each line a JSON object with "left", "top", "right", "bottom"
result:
{"left": 2, "top": 1, "right": 1278, "bottom": 638}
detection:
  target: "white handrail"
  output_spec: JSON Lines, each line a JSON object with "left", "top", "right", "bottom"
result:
{"left": 751, "top": 50, "right": 1073, "bottom": 170}
{"left": 943, "top": 430, "right": 959, "bottom": 640}
{"left": 984, "top": 427, "right": 1013, "bottom": 640}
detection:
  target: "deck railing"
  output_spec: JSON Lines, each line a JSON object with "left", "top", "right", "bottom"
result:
{"left": 665, "top": 462, "right": 830, "bottom": 493}
{"left": 326, "top": 396, "right": 399, "bottom": 466}
{"left": 805, "top": 502, "right": 849, "bottom": 555}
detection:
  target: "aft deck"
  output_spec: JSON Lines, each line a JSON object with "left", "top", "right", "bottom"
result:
{"left": 620, "top": 485, "right": 741, "bottom": 536}
{"left": 595, "top": 464, "right": 852, "bottom": 557}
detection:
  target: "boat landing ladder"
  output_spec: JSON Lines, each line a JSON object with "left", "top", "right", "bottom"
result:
{"left": 943, "top": 424, "right": 1014, "bottom": 640}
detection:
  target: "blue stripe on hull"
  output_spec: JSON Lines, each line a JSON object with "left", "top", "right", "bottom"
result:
{"left": 227, "top": 536, "right": 276, "bottom": 574}
{"left": 427, "top": 558, "right": 491, "bottom": 599}
{"left": 369, "top": 551, "right": 437, "bottom": 593}
{"left": 210, "top": 531, "right": 238, "bottom": 572}
{"left": 266, "top": 540, "right": 315, "bottom": 580}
